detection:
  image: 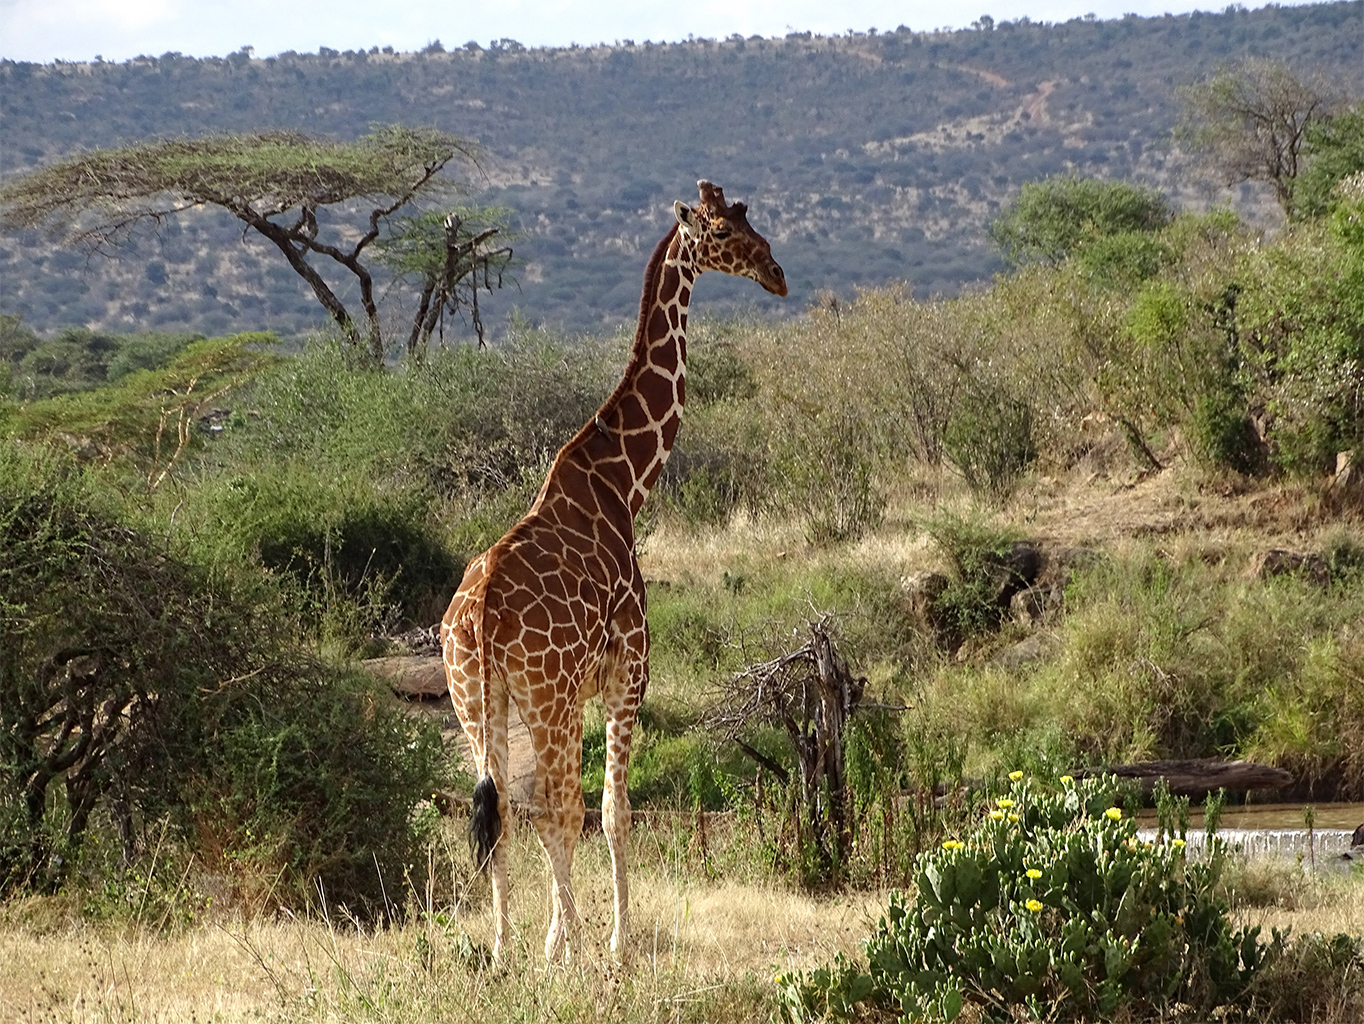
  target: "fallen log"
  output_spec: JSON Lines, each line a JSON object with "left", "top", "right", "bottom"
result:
{"left": 1074, "top": 759, "right": 1291, "bottom": 798}
{"left": 362, "top": 654, "right": 448, "bottom": 699}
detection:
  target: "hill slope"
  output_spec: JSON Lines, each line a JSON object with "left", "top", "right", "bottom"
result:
{"left": 1, "top": 2, "right": 1361, "bottom": 338}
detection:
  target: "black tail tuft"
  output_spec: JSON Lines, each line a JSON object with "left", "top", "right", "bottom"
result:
{"left": 468, "top": 775, "right": 501, "bottom": 872}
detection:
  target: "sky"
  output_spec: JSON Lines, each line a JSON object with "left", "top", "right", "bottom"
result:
{"left": 0, "top": 0, "right": 1324, "bottom": 64}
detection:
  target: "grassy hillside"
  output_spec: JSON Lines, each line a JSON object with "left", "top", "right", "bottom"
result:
{"left": 1, "top": 2, "right": 1361, "bottom": 337}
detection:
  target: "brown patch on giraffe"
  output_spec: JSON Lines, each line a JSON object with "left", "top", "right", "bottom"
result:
{"left": 652, "top": 339, "right": 679, "bottom": 375}
{"left": 659, "top": 264, "right": 680, "bottom": 303}
{"left": 647, "top": 306, "right": 668, "bottom": 341}
{"left": 616, "top": 393, "right": 649, "bottom": 432}
{"left": 522, "top": 601, "right": 551, "bottom": 634}
{"left": 623, "top": 429, "right": 657, "bottom": 471}
{"left": 661, "top": 411, "right": 682, "bottom": 449}
{"left": 641, "top": 458, "right": 665, "bottom": 490}
{"left": 636, "top": 368, "right": 674, "bottom": 421}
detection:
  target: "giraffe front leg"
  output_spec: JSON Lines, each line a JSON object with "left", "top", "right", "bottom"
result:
{"left": 602, "top": 695, "right": 639, "bottom": 959}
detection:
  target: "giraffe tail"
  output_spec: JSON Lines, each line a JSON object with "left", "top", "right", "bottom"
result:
{"left": 468, "top": 566, "right": 501, "bottom": 874}
{"left": 468, "top": 775, "right": 501, "bottom": 873}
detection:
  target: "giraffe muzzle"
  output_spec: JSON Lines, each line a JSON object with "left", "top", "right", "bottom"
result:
{"left": 759, "top": 261, "right": 788, "bottom": 297}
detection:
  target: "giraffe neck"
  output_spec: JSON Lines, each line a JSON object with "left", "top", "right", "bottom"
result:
{"left": 534, "top": 224, "right": 696, "bottom": 528}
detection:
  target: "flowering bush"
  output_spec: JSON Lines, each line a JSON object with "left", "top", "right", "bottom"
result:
{"left": 781, "top": 774, "right": 1281, "bottom": 1022}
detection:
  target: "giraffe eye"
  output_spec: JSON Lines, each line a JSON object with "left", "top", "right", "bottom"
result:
{"left": 713, "top": 230, "right": 731, "bottom": 240}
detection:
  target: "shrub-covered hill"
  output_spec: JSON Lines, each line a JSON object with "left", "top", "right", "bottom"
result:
{"left": 1, "top": 2, "right": 1361, "bottom": 338}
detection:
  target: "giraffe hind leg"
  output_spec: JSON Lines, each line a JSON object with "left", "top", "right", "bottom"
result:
{"left": 527, "top": 703, "right": 585, "bottom": 962}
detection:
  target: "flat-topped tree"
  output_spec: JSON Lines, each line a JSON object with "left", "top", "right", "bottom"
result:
{"left": 0, "top": 126, "right": 513, "bottom": 364}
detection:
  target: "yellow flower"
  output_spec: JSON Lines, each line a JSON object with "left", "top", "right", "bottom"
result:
{"left": 775, "top": 974, "right": 784, "bottom": 983}
{"left": 1060, "top": 775, "right": 1074, "bottom": 784}
{"left": 990, "top": 810, "right": 1005, "bottom": 821}
{"left": 1025, "top": 868, "right": 1042, "bottom": 880}
{"left": 942, "top": 839, "right": 964, "bottom": 851}
{"left": 1025, "top": 899, "right": 1043, "bottom": 913}
{"left": 1008, "top": 813, "right": 1020, "bottom": 823}
{"left": 1172, "top": 838, "right": 1186, "bottom": 849}
{"left": 996, "top": 798, "right": 1015, "bottom": 809}
{"left": 1009, "top": 770, "right": 1024, "bottom": 781}
{"left": 1105, "top": 807, "right": 1122, "bottom": 821}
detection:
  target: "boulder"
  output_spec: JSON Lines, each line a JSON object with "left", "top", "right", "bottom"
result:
{"left": 990, "top": 632, "right": 1058, "bottom": 671}
{"left": 1248, "top": 549, "right": 1331, "bottom": 586}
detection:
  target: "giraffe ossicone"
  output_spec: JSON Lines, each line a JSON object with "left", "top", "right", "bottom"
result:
{"left": 441, "top": 180, "right": 785, "bottom": 962}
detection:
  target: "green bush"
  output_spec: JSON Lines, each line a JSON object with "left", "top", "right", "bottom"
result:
{"left": 1295, "top": 101, "right": 1364, "bottom": 221}
{"left": 0, "top": 444, "right": 447, "bottom": 915}
{"left": 920, "top": 510, "right": 1024, "bottom": 642}
{"left": 226, "top": 332, "right": 616, "bottom": 502}
{"left": 186, "top": 465, "right": 461, "bottom": 642}
{"left": 1071, "top": 230, "right": 1175, "bottom": 288}
{"left": 942, "top": 381, "right": 1037, "bottom": 500}
{"left": 909, "top": 544, "right": 1364, "bottom": 792}
{"left": 990, "top": 177, "right": 1172, "bottom": 267}
{"left": 1233, "top": 213, "right": 1364, "bottom": 477}
{"left": 194, "top": 664, "right": 446, "bottom": 915}
{"left": 782, "top": 775, "right": 1282, "bottom": 1022}
{"left": 773, "top": 405, "right": 887, "bottom": 545}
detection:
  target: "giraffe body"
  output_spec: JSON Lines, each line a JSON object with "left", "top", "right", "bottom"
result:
{"left": 441, "top": 181, "right": 785, "bottom": 961}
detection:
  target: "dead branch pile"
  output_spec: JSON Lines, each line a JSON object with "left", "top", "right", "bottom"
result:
{"left": 704, "top": 618, "right": 865, "bottom": 872}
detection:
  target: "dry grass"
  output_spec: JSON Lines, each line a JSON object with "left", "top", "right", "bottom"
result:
{"left": 644, "top": 458, "right": 1363, "bottom": 593}
{"left": 0, "top": 820, "right": 878, "bottom": 1024}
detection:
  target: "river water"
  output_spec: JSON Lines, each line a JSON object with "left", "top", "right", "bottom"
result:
{"left": 1135, "top": 802, "right": 1364, "bottom": 866}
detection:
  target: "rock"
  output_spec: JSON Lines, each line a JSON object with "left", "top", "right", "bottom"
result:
{"left": 1248, "top": 549, "right": 1331, "bottom": 586}
{"left": 990, "top": 633, "right": 1057, "bottom": 671}
{"left": 902, "top": 571, "right": 956, "bottom": 643}
{"left": 984, "top": 541, "right": 1044, "bottom": 608}
{"left": 1043, "top": 545, "right": 1102, "bottom": 582}
{"left": 386, "top": 623, "right": 442, "bottom": 656}
{"left": 1010, "top": 583, "right": 1062, "bottom": 624}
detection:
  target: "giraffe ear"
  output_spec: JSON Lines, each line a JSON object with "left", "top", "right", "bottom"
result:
{"left": 674, "top": 201, "right": 698, "bottom": 236}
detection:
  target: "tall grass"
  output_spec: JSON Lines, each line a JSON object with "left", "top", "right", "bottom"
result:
{"left": 907, "top": 541, "right": 1364, "bottom": 794}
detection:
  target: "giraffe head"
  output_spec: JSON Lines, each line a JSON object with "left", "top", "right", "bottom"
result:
{"left": 673, "top": 180, "right": 787, "bottom": 297}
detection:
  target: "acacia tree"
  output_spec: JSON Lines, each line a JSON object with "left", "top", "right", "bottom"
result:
{"left": 1177, "top": 59, "right": 1332, "bottom": 217}
{"left": 0, "top": 126, "right": 513, "bottom": 365}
